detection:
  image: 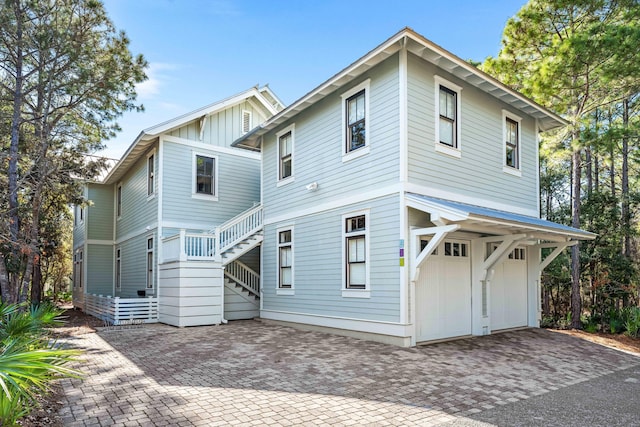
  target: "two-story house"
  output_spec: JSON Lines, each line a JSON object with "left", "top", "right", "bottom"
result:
{"left": 231, "top": 28, "right": 594, "bottom": 346}
{"left": 73, "top": 85, "right": 284, "bottom": 327}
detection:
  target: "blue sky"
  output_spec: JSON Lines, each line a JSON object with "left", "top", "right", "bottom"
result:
{"left": 101, "top": 0, "right": 527, "bottom": 159}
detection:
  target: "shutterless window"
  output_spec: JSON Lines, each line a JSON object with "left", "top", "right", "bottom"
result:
{"left": 116, "top": 184, "right": 122, "bottom": 217}
{"left": 346, "top": 215, "right": 366, "bottom": 289}
{"left": 115, "top": 248, "right": 121, "bottom": 289}
{"left": 146, "top": 238, "right": 153, "bottom": 289}
{"left": 444, "top": 241, "right": 467, "bottom": 257}
{"left": 279, "top": 131, "right": 292, "bottom": 180}
{"left": 439, "top": 86, "right": 457, "bottom": 147}
{"left": 147, "top": 154, "right": 155, "bottom": 196}
{"left": 346, "top": 90, "right": 366, "bottom": 153}
{"left": 505, "top": 117, "right": 519, "bottom": 169}
{"left": 278, "top": 230, "right": 292, "bottom": 289}
{"left": 195, "top": 155, "right": 215, "bottom": 195}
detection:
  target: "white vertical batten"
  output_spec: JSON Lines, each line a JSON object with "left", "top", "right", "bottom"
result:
{"left": 259, "top": 135, "right": 264, "bottom": 311}
{"left": 535, "top": 118, "right": 541, "bottom": 218}
{"left": 398, "top": 37, "right": 409, "bottom": 325}
{"left": 157, "top": 138, "right": 164, "bottom": 297}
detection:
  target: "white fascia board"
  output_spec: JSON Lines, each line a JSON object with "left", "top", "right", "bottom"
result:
{"left": 405, "top": 197, "right": 469, "bottom": 222}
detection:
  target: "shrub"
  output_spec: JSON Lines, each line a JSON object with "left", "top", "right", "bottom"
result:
{"left": 624, "top": 307, "right": 640, "bottom": 338}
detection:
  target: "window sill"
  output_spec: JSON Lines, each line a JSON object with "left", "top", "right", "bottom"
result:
{"left": 147, "top": 194, "right": 156, "bottom": 201}
{"left": 276, "top": 177, "right": 295, "bottom": 187}
{"left": 191, "top": 193, "right": 219, "bottom": 202}
{"left": 435, "top": 143, "right": 461, "bottom": 159}
{"left": 502, "top": 166, "right": 522, "bottom": 177}
{"left": 342, "top": 145, "right": 370, "bottom": 163}
{"left": 276, "top": 288, "right": 294, "bottom": 296}
{"left": 342, "top": 289, "right": 370, "bottom": 299}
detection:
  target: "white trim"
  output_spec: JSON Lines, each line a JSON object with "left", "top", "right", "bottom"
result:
{"left": 115, "top": 223, "right": 158, "bottom": 245}
{"left": 502, "top": 109, "right": 522, "bottom": 175}
{"left": 162, "top": 135, "right": 261, "bottom": 160}
{"left": 434, "top": 75, "right": 462, "bottom": 156}
{"left": 399, "top": 42, "right": 408, "bottom": 184}
{"left": 115, "top": 247, "right": 122, "bottom": 291}
{"left": 276, "top": 123, "right": 295, "bottom": 185}
{"left": 535, "top": 118, "right": 541, "bottom": 214}
{"left": 404, "top": 182, "right": 539, "bottom": 217}
{"left": 242, "top": 109, "right": 253, "bottom": 134}
{"left": 85, "top": 239, "right": 113, "bottom": 245}
{"left": 192, "top": 151, "right": 219, "bottom": 201}
{"left": 146, "top": 149, "right": 156, "bottom": 200}
{"left": 342, "top": 209, "right": 370, "bottom": 297}
{"left": 276, "top": 225, "right": 294, "bottom": 294}
{"left": 260, "top": 309, "right": 411, "bottom": 337}
{"left": 341, "top": 79, "right": 371, "bottom": 162}
{"left": 146, "top": 235, "right": 154, "bottom": 290}
{"left": 157, "top": 139, "right": 164, "bottom": 274}
{"left": 264, "top": 184, "right": 400, "bottom": 225}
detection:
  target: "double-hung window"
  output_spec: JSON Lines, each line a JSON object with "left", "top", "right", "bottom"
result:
{"left": 343, "top": 211, "right": 370, "bottom": 297}
{"left": 277, "top": 227, "right": 294, "bottom": 295}
{"left": 341, "top": 80, "right": 370, "bottom": 161}
{"left": 502, "top": 110, "right": 522, "bottom": 175}
{"left": 434, "top": 75, "right": 462, "bottom": 158}
{"left": 277, "top": 125, "right": 294, "bottom": 184}
{"left": 193, "top": 153, "right": 218, "bottom": 199}
{"left": 146, "top": 238, "right": 154, "bottom": 290}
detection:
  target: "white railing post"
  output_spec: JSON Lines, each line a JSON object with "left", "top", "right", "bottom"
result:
{"left": 114, "top": 297, "right": 120, "bottom": 325}
{"left": 179, "top": 229, "right": 187, "bottom": 261}
{"left": 214, "top": 226, "right": 222, "bottom": 262}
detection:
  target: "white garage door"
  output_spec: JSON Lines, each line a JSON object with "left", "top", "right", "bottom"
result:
{"left": 415, "top": 239, "right": 471, "bottom": 342}
{"left": 490, "top": 247, "right": 528, "bottom": 331}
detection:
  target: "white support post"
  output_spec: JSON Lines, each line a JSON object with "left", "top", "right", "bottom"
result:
{"left": 410, "top": 224, "right": 460, "bottom": 282}
{"left": 179, "top": 229, "right": 187, "bottom": 262}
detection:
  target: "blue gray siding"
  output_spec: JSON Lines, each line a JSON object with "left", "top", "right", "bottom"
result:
{"left": 116, "top": 232, "right": 156, "bottom": 298}
{"left": 86, "top": 244, "right": 113, "bottom": 296}
{"left": 407, "top": 53, "right": 538, "bottom": 213}
{"left": 262, "top": 195, "right": 401, "bottom": 322}
{"left": 161, "top": 141, "right": 260, "bottom": 228}
{"left": 87, "top": 184, "right": 114, "bottom": 241}
{"left": 261, "top": 54, "right": 400, "bottom": 219}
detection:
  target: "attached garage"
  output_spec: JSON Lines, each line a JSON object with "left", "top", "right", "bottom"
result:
{"left": 489, "top": 247, "right": 528, "bottom": 331}
{"left": 415, "top": 239, "right": 471, "bottom": 342}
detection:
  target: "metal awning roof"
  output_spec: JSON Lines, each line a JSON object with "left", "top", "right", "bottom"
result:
{"left": 406, "top": 193, "right": 595, "bottom": 242}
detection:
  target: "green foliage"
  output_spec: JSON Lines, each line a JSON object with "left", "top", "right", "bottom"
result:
{"left": 623, "top": 307, "right": 640, "bottom": 338}
{"left": 0, "top": 304, "right": 81, "bottom": 425}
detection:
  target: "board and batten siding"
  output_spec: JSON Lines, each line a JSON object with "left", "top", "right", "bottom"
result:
{"left": 161, "top": 141, "right": 260, "bottom": 228}
{"left": 87, "top": 184, "right": 114, "bottom": 241}
{"left": 262, "top": 54, "right": 400, "bottom": 219}
{"left": 115, "top": 147, "right": 158, "bottom": 240}
{"left": 262, "top": 194, "right": 401, "bottom": 323}
{"left": 168, "top": 101, "right": 269, "bottom": 148}
{"left": 86, "top": 244, "right": 114, "bottom": 296}
{"left": 406, "top": 53, "right": 538, "bottom": 214}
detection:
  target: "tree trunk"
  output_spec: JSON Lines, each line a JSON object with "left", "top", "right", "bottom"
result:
{"left": 571, "top": 144, "right": 583, "bottom": 329}
{"left": 31, "top": 258, "right": 42, "bottom": 305}
{"left": 621, "top": 98, "right": 630, "bottom": 258}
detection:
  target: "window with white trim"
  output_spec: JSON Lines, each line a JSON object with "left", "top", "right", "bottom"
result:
{"left": 147, "top": 152, "right": 155, "bottom": 196}
{"left": 277, "top": 125, "right": 294, "bottom": 183}
{"left": 115, "top": 248, "right": 121, "bottom": 289}
{"left": 502, "top": 110, "right": 522, "bottom": 174}
{"left": 278, "top": 229, "right": 293, "bottom": 289}
{"left": 116, "top": 184, "right": 122, "bottom": 218}
{"left": 146, "top": 238, "right": 154, "bottom": 289}
{"left": 343, "top": 212, "right": 369, "bottom": 292}
{"left": 341, "top": 80, "right": 370, "bottom": 161}
{"left": 434, "top": 75, "right": 462, "bottom": 157}
{"left": 193, "top": 153, "right": 218, "bottom": 200}
{"left": 444, "top": 241, "right": 468, "bottom": 257}
{"left": 74, "top": 249, "right": 83, "bottom": 289}
{"left": 242, "top": 110, "right": 252, "bottom": 134}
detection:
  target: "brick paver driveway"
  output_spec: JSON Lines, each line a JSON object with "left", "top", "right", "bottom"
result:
{"left": 59, "top": 321, "right": 640, "bottom": 426}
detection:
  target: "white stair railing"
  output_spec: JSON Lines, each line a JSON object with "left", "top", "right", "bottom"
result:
{"left": 215, "top": 204, "right": 263, "bottom": 255}
{"left": 225, "top": 260, "right": 260, "bottom": 298}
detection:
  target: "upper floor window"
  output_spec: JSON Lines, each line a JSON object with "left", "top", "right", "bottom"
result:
{"left": 342, "top": 211, "right": 370, "bottom": 298}
{"left": 242, "top": 110, "right": 252, "bottom": 134}
{"left": 341, "top": 79, "right": 370, "bottom": 162}
{"left": 147, "top": 152, "right": 155, "bottom": 197}
{"left": 277, "top": 124, "right": 294, "bottom": 184}
{"left": 434, "top": 75, "right": 462, "bottom": 158}
{"left": 116, "top": 183, "right": 122, "bottom": 218}
{"left": 502, "top": 110, "right": 522, "bottom": 176}
{"left": 193, "top": 153, "right": 218, "bottom": 200}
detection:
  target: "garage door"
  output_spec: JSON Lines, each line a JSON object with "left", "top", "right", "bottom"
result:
{"left": 490, "top": 247, "right": 528, "bottom": 331}
{"left": 415, "top": 239, "right": 471, "bottom": 342}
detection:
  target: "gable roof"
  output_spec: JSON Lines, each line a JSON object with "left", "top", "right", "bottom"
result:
{"left": 103, "top": 85, "right": 284, "bottom": 184}
{"left": 233, "top": 27, "right": 567, "bottom": 151}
